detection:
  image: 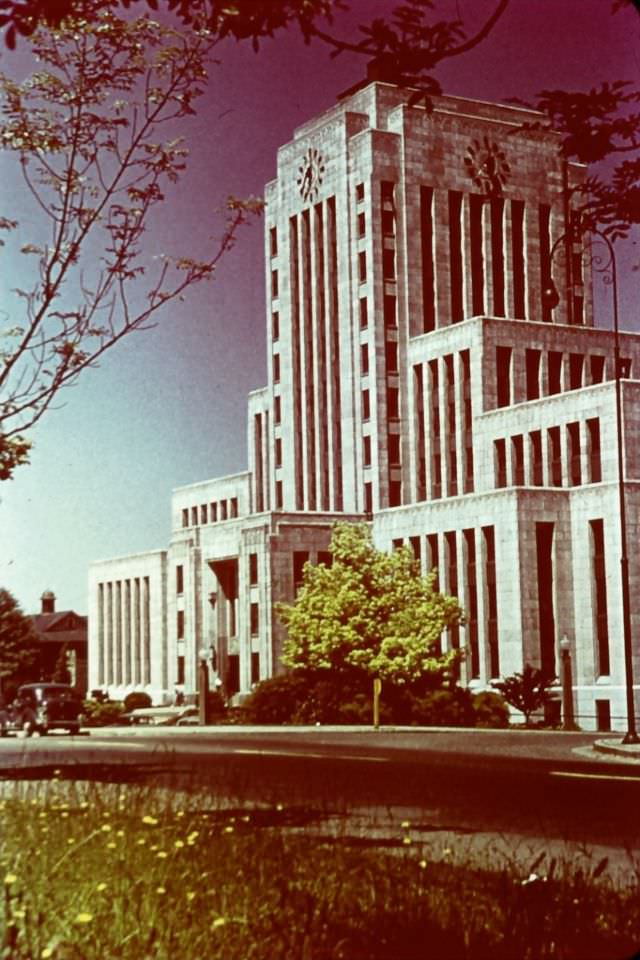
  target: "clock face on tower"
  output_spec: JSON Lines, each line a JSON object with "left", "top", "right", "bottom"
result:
{"left": 464, "top": 138, "right": 510, "bottom": 197}
{"left": 297, "top": 147, "right": 326, "bottom": 203}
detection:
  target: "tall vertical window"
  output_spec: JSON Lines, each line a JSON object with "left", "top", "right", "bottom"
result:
{"left": 444, "top": 354, "right": 457, "bottom": 496}
{"left": 590, "top": 518, "right": 610, "bottom": 676}
{"left": 250, "top": 602, "right": 259, "bottom": 636}
{"left": 359, "top": 297, "right": 368, "bottom": 328}
{"left": 548, "top": 426, "right": 562, "bottom": 486}
{"left": 358, "top": 251, "right": 367, "bottom": 283}
{"left": 270, "top": 226, "right": 278, "bottom": 257}
{"left": 461, "top": 350, "right": 473, "bottom": 493}
{"left": 464, "top": 528, "right": 480, "bottom": 679}
{"left": 176, "top": 565, "right": 184, "bottom": 595}
{"left": 429, "top": 359, "right": 441, "bottom": 499}
{"left": 494, "top": 438, "right": 507, "bottom": 488}
{"left": 275, "top": 437, "right": 282, "bottom": 468}
{"left": 272, "top": 311, "right": 279, "bottom": 341}
{"left": 389, "top": 480, "right": 402, "bottom": 507}
{"left": 536, "top": 522, "right": 556, "bottom": 677}
{"left": 385, "top": 339, "right": 398, "bottom": 373}
{"left": 483, "top": 525, "right": 499, "bottom": 678}
{"left": 363, "top": 434, "right": 371, "bottom": 466}
{"left": 293, "top": 551, "right": 309, "bottom": 591}
{"left": 387, "top": 386, "right": 399, "bottom": 419}
{"left": 388, "top": 433, "right": 400, "bottom": 464}
{"left": 496, "top": 346, "right": 512, "bottom": 407}
{"left": 569, "top": 353, "right": 584, "bottom": 389}
{"left": 249, "top": 553, "right": 258, "bottom": 585}
{"left": 382, "top": 247, "right": 396, "bottom": 280}
{"left": 177, "top": 610, "right": 184, "bottom": 640}
{"left": 587, "top": 418, "right": 601, "bottom": 483}
{"left": 548, "top": 351, "right": 562, "bottom": 394}
{"left": 357, "top": 211, "right": 366, "bottom": 238}
{"left": 271, "top": 269, "right": 278, "bottom": 299}
{"left": 448, "top": 191, "right": 464, "bottom": 323}
{"left": 490, "top": 197, "right": 505, "bottom": 317}
{"left": 275, "top": 480, "right": 283, "bottom": 509}
{"left": 364, "top": 481, "right": 372, "bottom": 514}
{"left": 445, "top": 532, "right": 459, "bottom": 657}
{"left": 420, "top": 186, "right": 435, "bottom": 332}
{"left": 511, "top": 200, "right": 526, "bottom": 319}
{"left": 210, "top": 502, "right": 218, "bottom": 522}
{"left": 539, "top": 204, "right": 552, "bottom": 321}
{"left": 567, "top": 421, "right": 581, "bottom": 486}
{"left": 469, "top": 194, "right": 485, "bottom": 316}
{"left": 511, "top": 435, "right": 524, "bottom": 486}
{"left": 381, "top": 181, "right": 395, "bottom": 235}
{"left": 191, "top": 506, "right": 198, "bottom": 526}
{"left": 273, "top": 353, "right": 280, "bottom": 383}
{"left": 355, "top": 182, "right": 365, "bottom": 203}
{"left": 414, "top": 364, "right": 426, "bottom": 501}
{"left": 525, "top": 349, "right": 541, "bottom": 400}
{"left": 384, "top": 294, "right": 397, "bottom": 327}
{"left": 274, "top": 395, "right": 281, "bottom": 425}
{"left": 251, "top": 653, "right": 260, "bottom": 685}
{"left": 362, "top": 389, "right": 370, "bottom": 420}
{"left": 360, "top": 343, "right": 369, "bottom": 376}
{"left": 530, "top": 430, "right": 543, "bottom": 486}
{"left": 200, "top": 504, "right": 208, "bottom": 524}
{"left": 590, "top": 355, "right": 605, "bottom": 384}
{"left": 182, "top": 508, "right": 188, "bottom": 528}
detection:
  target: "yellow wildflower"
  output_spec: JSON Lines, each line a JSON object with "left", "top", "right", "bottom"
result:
{"left": 156, "top": 886, "right": 166, "bottom": 895}
{"left": 4, "top": 874, "right": 17, "bottom": 885}
{"left": 212, "top": 917, "right": 226, "bottom": 928}
{"left": 186, "top": 891, "right": 196, "bottom": 902}
{"left": 41, "top": 949, "right": 53, "bottom": 959}
{"left": 75, "top": 912, "right": 93, "bottom": 924}
{"left": 142, "top": 815, "right": 158, "bottom": 826}
{"left": 401, "top": 820, "right": 411, "bottom": 829}
{"left": 101, "top": 824, "right": 112, "bottom": 832}
{"left": 402, "top": 836, "right": 412, "bottom": 845}
{"left": 223, "top": 826, "right": 234, "bottom": 834}
{"left": 174, "top": 840, "right": 185, "bottom": 849}
{"left": 96, "top": 882, "right": 108, "bottom": 892}
{"left": 156, "top": 851, "right": 168, "bottom": 859}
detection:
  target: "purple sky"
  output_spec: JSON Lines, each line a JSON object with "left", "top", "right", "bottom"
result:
{"left": 1, "top": 0, "right": 639, "bottom": 615}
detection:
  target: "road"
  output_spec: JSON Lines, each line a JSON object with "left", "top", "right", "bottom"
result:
{"left": 1, "top": 726, "right": 639, "bottom": 863}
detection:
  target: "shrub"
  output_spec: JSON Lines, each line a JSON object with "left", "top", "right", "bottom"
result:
{"left": 82, "top": 700, "right": 126, "bottom": 726}
{"left": 409, "top": 687, "right": 476, "bottom": 727}
{"left": 206, "top": 689, "right": 227, "bottom": 721}
{"left": 472, "top": 690, "right": 510, "bottom": 728}
{"left": 243, "top": 673, "right": 312, "bottom": 724}
{"left": 123, "top": 691, "right": 152, "bottom": 713}
{"left": 492, "top": 663, "right": 556, "bottom": 726}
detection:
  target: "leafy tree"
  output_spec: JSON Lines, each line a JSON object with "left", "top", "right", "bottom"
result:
{"left": 0, "top": 588, "right": 39, "bottom": 697}
{"left": 278, "top": 522, "right": 464, "bottom": 685}
{"left": 51, "top": 642, "right": 71, "bottom": 684}
{"left": 0, "top": 1, "right": 262, "bottom": 479}
{"left": 491, "top": 663, "right": 556, "bottom": 727}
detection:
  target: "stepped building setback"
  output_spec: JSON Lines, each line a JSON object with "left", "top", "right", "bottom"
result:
{"left": 88, "top": 77, "right": 640, "bottom": 730}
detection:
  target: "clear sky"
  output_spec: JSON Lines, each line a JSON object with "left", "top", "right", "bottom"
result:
{"left": 1, "top": 0, "right": 639, "bottom": 616}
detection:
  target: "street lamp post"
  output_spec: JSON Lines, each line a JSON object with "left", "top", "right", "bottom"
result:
{"left": 545, "top": 227, "right": 638, "bottom": 743}
{"left": 198, "top": 647, "right": 210, "bottom": 726}
{"left": 559, "top": 634, "right": 576, "bottom": 731}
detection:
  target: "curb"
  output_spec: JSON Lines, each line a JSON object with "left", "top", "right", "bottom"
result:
{"left": 592, "top": 739, "right": 640, "bottom": 762}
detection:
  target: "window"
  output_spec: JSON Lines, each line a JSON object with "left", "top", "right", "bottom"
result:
{"left": 494, "top": 438, "right": 507, "bottom": 488}
{"left": 591, "top": 519, "right": 610, "bottom": 676}
{"left": 357, "top": 211, "right": 366, "bottom": 237}
{"left": 389, "top": 480, "right": 401, "bottom": 507}
{"left": 274, "top": 395, "right": 281, "bottom": 424}
{"left": 251, "top": 652, "right": 260, "bottom": 685}
{"left": 360, "top": 343, "right": 369, "bottom": 376}
{"left": 176, "top": 565, "right": 184, "bottom": 595}
{"left": 567, "top": 421, "right": 581, "bottom": 486}
{"left": 525, "top": 349, "right": 541, "bottom": 401}
{"left": 536, "top": 522, "right": 556, "bottom": 677}
{"left": 470, "top": 193, "right": 485, "bottom": 316}
{"left": 275, "top": 480, "right": 283, "bottom": 509}
{"left": 362, "top": 389, "right": 370, "bottom": 421}
{"left": 364, "top": 482, "right": 372, "bottom": 514}
{"left": 275, "top": 437, "right": 282, "bottom": 468}
{"left": 596, "top": 700, "right": 611, "bottom": 732}
{"left": 355, "top": 182, "right": 365, "bottom": 203}
{"left": 249, "top": 553, "right": 258, "bottom": 585}
{"left": 539, "top": 204, "right": 552, "bottom": 322}
{"left": 176, "top": 655, "right": 185, "bottom": 685}
{"left": 293, "top": 551, "right": 309, "bottom": 590}
{"left": 548, "top": 426, "right": 562, "bottom": 486}
{"left": 359, "top": 298, "right": 368, "bottom": 328}
{"left": 388, "top": 433, "right": 400, "bottom": 464}
{"left": 177, "top": 610, "right": 185, "bottom": 640}
{"left": 511, "top": 435, "right": 524, "bottom": 486}
{"left": 270, "top": 227, "right": 277, "bottom": 257}
{"left": 382, "top": 247, "right": 395, "bottom": 280}
{"left": 250, "top": 602, "right": 259, "bottom": 636}
{"left": 569, "top": 353, "right": 584, "bottom": 389}
{"left": 200, "top": 504, "right": 208, "bottom": 524}
{"left": 273, "top": 353, "right": 280, "bottom": 383}
{"left": 272, "top": 311, "right": 279, "bottom": 341}
{"left": 210, "top": 502, "right": 218, "bottom": 523}
{"left": 230, "top": 497, "right": 238, "bottom": 518}
{"left": 220, "top": 500, "right": 228, "bottom": 521}
{"left": 587, "top": 418, "right": 601, "bottom": 483}
{"left": 496, "top": 346, "right": 512, "bottom": 407}
{"left": 387, "top": 386, "right": 399, "bottom": 419}
{"left": 385, "top": 339, "right": 398, "bottom": 373}
{"left": 363, "top": 435, "right": 371, "bottom": 466}
{"left": 191, "top": 506, "right": 198, "bottom": 526}
{"left": 271, "top": 269, "right": 278, "bottom": 299}
{"left": 382, "top": 207, "right": 395, "bottom": 235}
{"left": 530, "top": 430, "right": 543, "bottom": 486}
{"left": 317, "top": 551, "right": 332, "bottom": 567}
{"left": 511, "top": 200, "right": 526, "bottom": 319}
{"left": 590, "top": 355, "right": 605, "bottom": 384}
{"left": 384, "top": 294, "right": 397, "bottom": 327}
{"left": 483, "top": 525, "right": 499, "bottom": 678}
{"left": 548, "top": 351, "right": 562, "bottom": 395}
{"left": 182, "top": 508, "right": 188, "bottom": 528}
{"left": 448, "top": 191, "right": 464, "bottom": 323}
{"left": 358, "top": 251, "right": 367, "bottom": 283}
{"left": 392, "top": 538, "right": 403, "bottom": 551}
{"left": 619, "top": 357, "right": 632, "bottom": 378}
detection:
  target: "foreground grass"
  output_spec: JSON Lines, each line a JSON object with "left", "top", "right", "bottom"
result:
{"left": 0, "top": 778, "right": 638, "bottom": 960}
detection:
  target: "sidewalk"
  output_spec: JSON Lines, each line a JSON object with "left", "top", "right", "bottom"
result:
{"left": 593, "top": 737, "right": 640, "bottom": 762}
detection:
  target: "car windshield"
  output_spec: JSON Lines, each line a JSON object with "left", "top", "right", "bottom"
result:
{"left": 32, "top": 686, "right": 79, "bottom": 701}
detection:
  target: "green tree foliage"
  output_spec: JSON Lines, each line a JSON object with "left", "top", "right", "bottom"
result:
{"left": 492, "top": 663, "right": 556, "bottom": 726}
{"left": 278, "top": 522, "right": 464, "bottom": 684}
{"left": 0, "top": 588, "right": 39, "bottom": 696}
{"left": 0, "top": 1, "right": 262, "bottom": 478}
{"left": 51, "top": 643, "right": 71, "bottom": 684}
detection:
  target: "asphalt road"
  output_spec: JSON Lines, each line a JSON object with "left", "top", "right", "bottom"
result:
{"left": 1, "top": 726, "right": 639, "bottom": 857}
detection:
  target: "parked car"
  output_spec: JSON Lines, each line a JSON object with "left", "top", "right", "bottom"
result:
{"left": 3, "top": 683, "right": 84, "bottom": 736}
{"left": 125, "top": 705, "right": 199, "bottom": 726}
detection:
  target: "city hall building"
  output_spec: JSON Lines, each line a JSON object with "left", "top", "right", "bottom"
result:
{"left": 88, "top": 75, "right": 640, "bottom": 730}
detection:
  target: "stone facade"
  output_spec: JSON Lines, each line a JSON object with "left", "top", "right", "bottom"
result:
{"left": 88, "top": 80, "right": 640, "bottom": 730}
